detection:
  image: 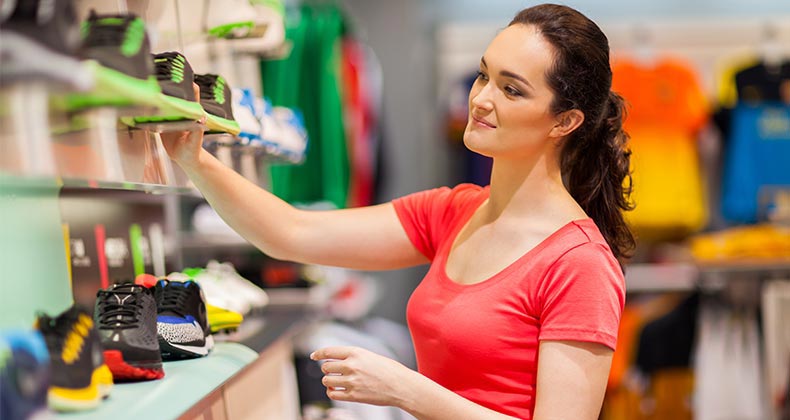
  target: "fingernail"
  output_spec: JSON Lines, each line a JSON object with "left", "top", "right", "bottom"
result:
{"left": 309, "top": 352, "right": 316, "bottom": 360}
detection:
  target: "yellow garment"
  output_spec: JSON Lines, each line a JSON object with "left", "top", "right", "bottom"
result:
{"left": 613, "top": 57, "right": 710, "bottom": 239}
{"left": 690, "top": 224, "right": 790, "bottom": 262}
{"left": 625, "top": 128, "right": 708, "bottom": 237}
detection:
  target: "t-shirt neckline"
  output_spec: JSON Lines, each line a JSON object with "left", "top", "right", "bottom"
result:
{"left": 438, "top": 189, "right": 592, "bottom": 291}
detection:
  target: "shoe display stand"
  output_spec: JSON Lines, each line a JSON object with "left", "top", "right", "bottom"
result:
{"left": 0, "top": 93, "right": 307, "bottom": 417}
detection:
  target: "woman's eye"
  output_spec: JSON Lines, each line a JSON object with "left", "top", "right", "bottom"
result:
{"left": 504, "top": 86, "right": 522, "bottom": 96}
{"left": 476, "top": 71, "right": 488, "bottom": 81}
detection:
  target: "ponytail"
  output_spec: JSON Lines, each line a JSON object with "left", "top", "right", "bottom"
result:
{"left": 510, "top": 4, "right": 636, "bottom": 265}
{"left": 562, "top": 91, "right": 635, "bottom": 265}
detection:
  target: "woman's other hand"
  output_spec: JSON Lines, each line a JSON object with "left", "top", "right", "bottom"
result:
{"left": 311, "top": 346, "right": 416, "bottom": 407}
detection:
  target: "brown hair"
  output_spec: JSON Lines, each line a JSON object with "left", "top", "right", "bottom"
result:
{"left": 509, "top": 4, "right": 635, "bottom": 263}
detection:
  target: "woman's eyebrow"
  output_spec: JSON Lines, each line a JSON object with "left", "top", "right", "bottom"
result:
{"left": 480, "top": 57, "right": 533, "bottom": 89}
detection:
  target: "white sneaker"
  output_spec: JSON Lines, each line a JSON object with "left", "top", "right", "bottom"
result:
{"left": 206, "top": 260, "right": 270, "bottom": 311}
{"left": 227, "top": 0, "right": 286, "bottom": 55}
{"left": 258, "top": 97, "right": 291, "bottom": 158}
{"left": 206, "top": 0, "right": 269, "bottom": 39}
{"left": 272, "top": 106, "right": 308, "bottom": 162}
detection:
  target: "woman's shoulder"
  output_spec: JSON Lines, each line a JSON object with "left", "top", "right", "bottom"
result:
{"left": 547, "top": 219, "right": 619, "bottom": 267}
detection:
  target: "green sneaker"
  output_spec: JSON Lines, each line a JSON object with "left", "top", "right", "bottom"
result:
{"left": 195, "top": 74, "right": 241, "bottom": 135}
{"left": 60, "top": 11, "right": 161, "bottom": 111}
{"left": 127, "top": 51, "right": 206, "bottom": 125}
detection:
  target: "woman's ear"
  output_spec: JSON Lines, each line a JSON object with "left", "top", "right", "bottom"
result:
{"left": 550, "top": 109, "right": 585, "bottom": 138}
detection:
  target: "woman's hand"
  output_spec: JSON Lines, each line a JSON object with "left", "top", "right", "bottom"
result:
{"left": 311, "top": 346, "right": 416, "bottom": 407}
{"left": 160, "top": 82, "right": 206, "bottom": 171}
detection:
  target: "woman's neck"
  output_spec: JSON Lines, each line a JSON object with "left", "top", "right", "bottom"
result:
{"left": 484, "top": 152, "right": 581, "bottom": 223}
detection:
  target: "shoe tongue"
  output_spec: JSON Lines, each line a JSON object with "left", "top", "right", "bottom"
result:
{"left": 110, "top": 282, "right": 142, "bottom": 294}
{"left": 94, "top": 16, "right": 127, "bottom": 26}
{"left": 167, "top": 271, "right": 194, "bottom": 282}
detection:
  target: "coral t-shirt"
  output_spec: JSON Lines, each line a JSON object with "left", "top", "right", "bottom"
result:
{"left": 392, "top": 184, "right": 625, "bottom": 419}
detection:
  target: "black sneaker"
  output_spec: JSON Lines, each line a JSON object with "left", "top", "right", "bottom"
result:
{"left": 0, "top": 0, "right": 92, "bottom": 88}
{"left": 35, "top": 305, "right": 113, "bottom": 412}
{"left": 130, "top": 51, "right": 205, "bottom": 124}
{"left": 195, "top": 73, "right": 241, "bottom": 135}
{"left": 154, "top": 279, "right": 213, "bottom": 360}
{"left": 63, "top": 11, "right": 161, "bottom": 110}
{"left": 94, "top": 283, "right": 163, "bottom": 381}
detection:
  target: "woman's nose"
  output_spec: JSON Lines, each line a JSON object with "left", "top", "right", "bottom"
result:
{"left": 470, "top": 83, "right": 494, "bottom": 111}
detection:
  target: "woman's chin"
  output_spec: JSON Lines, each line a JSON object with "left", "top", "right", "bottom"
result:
{"left": 462, "top": 132, "right": 494, "bottom": 157}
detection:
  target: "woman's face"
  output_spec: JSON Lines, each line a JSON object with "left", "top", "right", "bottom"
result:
{"left": 463, "top": 24, "right": 561, "bottom": 159}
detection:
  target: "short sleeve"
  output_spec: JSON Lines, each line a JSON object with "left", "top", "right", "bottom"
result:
{"left": 391, "top": 187, "right": 453, "bottom": 260}
{"left": 538, "top": 242, "right": 626, "bottom": 350}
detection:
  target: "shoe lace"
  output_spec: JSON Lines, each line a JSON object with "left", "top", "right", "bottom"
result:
{"left": 96, "top": 290, "right": 141, "bottom": 329}
{"left": 153, "top": 52, "right": 186, "bottom": 81}
{"left": 82, "top": 11, "right": 146, "bottom": 59}
{"left": 195, "top": 75, "right": 219, "bottom": 103}
{"left": 82, "top": 12, "right": 130, "bottom": 48}
{"left": 159, "top": 284, "right": 192, "bottom": 317}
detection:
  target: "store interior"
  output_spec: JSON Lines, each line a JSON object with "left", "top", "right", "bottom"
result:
{"left": 1, "top": 0, "right": 789, "bottom": 419}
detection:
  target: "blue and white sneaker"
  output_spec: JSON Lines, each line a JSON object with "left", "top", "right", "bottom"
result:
{"left": 230, "top": 87, "right": 263, "bottom": 146}
{"left": 153, "top": 279, "right": 213, "bottom": 360}
{"left": 0, "top": 329, "right": 50, "bottom": 420}
{"left": 272, "top": 106, "right": 308, "bottom": 163}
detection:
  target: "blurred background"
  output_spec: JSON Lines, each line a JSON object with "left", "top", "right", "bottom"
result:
{"left": 1, "top": 0, "right": 789, "bottom": 419}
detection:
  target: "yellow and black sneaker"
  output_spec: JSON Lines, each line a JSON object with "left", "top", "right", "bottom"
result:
{"left": 35, "top": 305, "right": 113, "bottom": 412}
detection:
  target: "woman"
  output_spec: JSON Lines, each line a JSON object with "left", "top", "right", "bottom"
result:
{"left": 164, "top": 4, "right": 633, "bottom": 419}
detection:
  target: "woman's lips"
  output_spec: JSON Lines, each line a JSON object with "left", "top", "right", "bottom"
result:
{"left": 472, "top": 116, "right": 496, "bottom": 129}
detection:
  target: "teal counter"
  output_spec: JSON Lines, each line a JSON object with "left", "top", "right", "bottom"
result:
{"left": 55, "top": 342, "right": 258, "bottom": 420}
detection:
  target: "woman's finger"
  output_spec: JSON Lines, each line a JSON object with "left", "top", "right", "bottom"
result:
{"left": 322, "top": 374, "right": 348, "bottom": 389}
{"left": 311, "top": 346, "right": 356, "bottom": 361}
{"left": 326, "top": 388, "right": 352, "bottom": 402}
{"left": 320, "top": 360, "right": 349, "bottom": 375}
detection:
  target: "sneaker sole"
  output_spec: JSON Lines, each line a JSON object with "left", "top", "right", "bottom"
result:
{"left": 206, "top": 114, "right": 242, "bottom": 135}
{"left": 159, "top": 334, "right": 214, "bottom": 360}
{"left": 103, "top": 350, "right": 164, "bottom": 381}
{"left": 61, "top": 61, "right": 161, "bottom": 111}
{"left": 123, "top": 94, "right": 207, "bottom": 125}
{"left": 47, "top": 364, "right": 114, "bottom": 412}
{"left": 208, "top": 21, "right": 267, "bottom": 39}
{"left": 208, "top": 319, "right": 242, "bottom": 334}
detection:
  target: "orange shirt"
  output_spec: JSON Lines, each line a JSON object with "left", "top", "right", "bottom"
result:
{"left": 612, "top": 58, "right": 709, "bottom": 237}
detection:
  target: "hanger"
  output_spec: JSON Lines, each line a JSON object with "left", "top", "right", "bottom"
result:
{"left": 760, "top": 22, "right": 783, "bottom": 74}
{"left": 632, "top": 24, "right": 657, "bottom": 67}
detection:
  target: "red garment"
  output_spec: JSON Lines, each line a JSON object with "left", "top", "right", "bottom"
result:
{"left": 392, "top": 184, "right": 625, "bottom": 419}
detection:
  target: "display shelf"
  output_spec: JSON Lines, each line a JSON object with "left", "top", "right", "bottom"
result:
{"left": 696, "top": 259, "right": 790, "bottom": 275}
{"left": 61, "top": 177, "right": 198, "bottom": 196}
{"left": 0, "top": 174, "right": 61, "bottom": 191}
{"left": 625, "top": 259, "right": 790, "bottom": 293}
{"left": 0, "top": 174, "right": 201, "bottom": 196}
{"left": 625, "top": 262, "right": 699, "bottom": 292}
{"left": 236, "top": 308, "right": 319, "bottom": 354}
{"left": 54, "top": 342, "right": 258, "bottom": 420}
